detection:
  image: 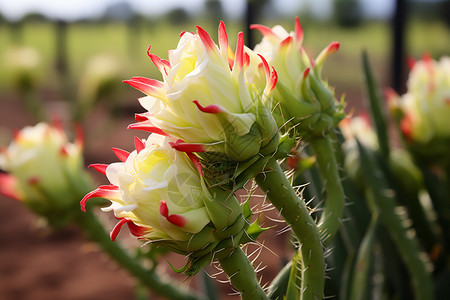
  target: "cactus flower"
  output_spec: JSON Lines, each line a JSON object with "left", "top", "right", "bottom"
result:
{"left": 124, "top": 22, "right": 279, "bottom": 162}
{"left": 250, "top": 17, "right": 345, "bottom": 139}
{"left": 82, "top": 134, "right": 248, "bottom": 271}
{"left": 399, "top": 55, "right": 450, "bottom": 143}
{"left": 0, "top": 122, "right": 91, "bottom": 227}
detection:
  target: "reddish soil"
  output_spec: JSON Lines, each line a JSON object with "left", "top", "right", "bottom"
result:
{"left": 0, "top": 94, "right": 295, "bottom": 300}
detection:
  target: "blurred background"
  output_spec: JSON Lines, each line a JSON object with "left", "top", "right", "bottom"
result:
{"left": 0, "top": 0, "right": 449, "bottom": 299}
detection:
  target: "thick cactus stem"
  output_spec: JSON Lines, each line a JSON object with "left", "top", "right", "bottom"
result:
{"left": 310, "top": 136, "right": 346, "bottom": 245}
{"left": 256, "top": 159, "right": 325, "bottom": 300}
{"left": 217, "top": 246, "right": 269, "bottom": 300}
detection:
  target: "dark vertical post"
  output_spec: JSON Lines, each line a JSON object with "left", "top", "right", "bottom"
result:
{"left": 245, "top": 0, "right": 256, "bottom": 48}
{"left": 391, "top": 0, "right": 407, "bottom": 94}
{"left": 55, "top": 19, "right": 68, "bottom": 78}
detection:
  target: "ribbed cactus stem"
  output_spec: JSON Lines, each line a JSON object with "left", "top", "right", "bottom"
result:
{"left": 310, "top": 136, "right": 346, "bottom": 245}
{"left": 217, "top": 247, "right": 269, "bottom": 300}
{"left": 256, "top": 159, "right": 325, "bottom": 300}
{"left": 77, "top": 211, "right": 202, "bottom": 300}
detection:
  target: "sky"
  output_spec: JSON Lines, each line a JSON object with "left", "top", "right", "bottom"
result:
{"left": 0, "top": 0, "right": 395, "bottom": 21}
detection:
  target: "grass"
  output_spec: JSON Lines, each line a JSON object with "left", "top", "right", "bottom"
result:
{"left": 0, "top": 18, "right": 448, "bottom": 100}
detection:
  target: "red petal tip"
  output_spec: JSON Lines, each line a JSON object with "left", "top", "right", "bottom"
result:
{"left": 89, "top": 163, "right": 108, "bottom": 175}
{"left": 193, "top": 100, "right": 223, "bottom": 114}
{"left": 134, "top": 136, "right": 145, "bottom": 154}
{"left": 112, "top": 147, "right": 130, "bottom": 162}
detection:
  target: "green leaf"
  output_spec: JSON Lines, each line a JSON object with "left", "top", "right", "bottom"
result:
{"left": 362, "top": 50, "right": 390, "bottom": 159}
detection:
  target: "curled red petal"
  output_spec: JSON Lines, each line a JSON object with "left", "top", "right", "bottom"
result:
{"left": 250, "top": 24, "right": 277, "bottom": 39}
{"left": 169, "top": 139, "right": 205, "bottom": 153}
{"left": 80, "top": 185, "right": 119, "bottom": 212}
{"left": 127, "top": 121, "right": 169, "bottom": 136}
{"left": 110, "top": 218, "right": 129, "bottom": 242}
{"left": 159, "top": 201, "right": 186, "bottom": 227}
{"left": 89, "top": 164, "right": 108, "bottom": 175}
{"left": 112, "top": 147, "right": 130, "bottom": 162}
{"left": 193, "top": 100, "right": 223, "bottom": 114}
{"left": 147, "top": 52, "right": 171, "bottom": 76}
{"left": 123, "top": 78, "right": 164, "bottom": 96}
{"left": 126, "top": 221, "right": 148, "bottom": 238}
{"left": 134, "top": 136, "right": 145, "bottom": 154}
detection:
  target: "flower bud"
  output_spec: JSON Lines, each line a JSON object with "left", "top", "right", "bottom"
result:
{"left": 81, "top": 134, "right": 251, "bottom": 274}
{"left": 397, "top": 55, "right": 450, "bottom": 163}
{"left": 249, "top": 17, "right": 345, "bottom": 139}
{"left": 124, "top": 21, "right": 279, "bottom": 163}
{"left": 0, "top": 122, "right": 92, "bottom": 227}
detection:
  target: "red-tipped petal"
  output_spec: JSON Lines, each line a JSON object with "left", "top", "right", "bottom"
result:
{"left": 218, "top": 20, "right": 229, "bottom": 59}
{"left": 126, "top": 221, "right": 148, "bottom": 238}
{"left": 159, "top": 201, "right": 186, "bottom": 227}
{"left": 280, "top": 36, "right": 293, "bottom": 48}
{"left": 127, "top": 121, "right": 169, "bottom": 136}
{"left": 193, "top": 100, "right": 223, "bottom": 114}
{"left": 148, "top": 52, "right": 171, "bottom": 76}
{"left": 89, "top": 163, "right": 109, "bottom": 175}
{"left": 80, "top": 185, "right": 119, "bottom": 212}
{"left": 384, "top": 87, "right": 398, "bottom": 103}
{"left": 326, "top": 41, "right": 340, "bottom": 55}
{"left": 401, "top": 114, "right": 413, "bottom": 141}
{"left": 257, "top": 54, "right": 271, "bottom": 81}
{"left": 123, "top": 77, "right": 164, "bottom": 96}
{"left": 196, "top": 25, "right": 216, "bottom": 52}
{"left": 294, "top": 16, "right": 303, "bottom": 44}
{"left": 233, "top": 32, "right": 245, "bottom": 70}
{"left": 112, "top": 147, "right": 130, "bottom": 162}
{"left": 406, "top": 57, "right": 416, "bottom": 70}
{"left": 169, "top": 139, "right": 205, "bottom": 153}
{"left": 187, "top": 152, "right": 203, "bottom": 176}
{"left": 110, "top": 218, "right": 129, "bottom": 242}
{"left": 303, "top": 67, "right": 310, "bottom": 80}
{"left": 160, "top": 200, "right": 169, "bottom": 217}
{"left": 269, "top": 67, "right": 278, "bottom": 91}
{"left": 250, "top": 24, "right": 277, "bottom": 39}
{"left": 0, "top": 174, "right": 20, "bottom": 200}
{"left": 134, "top": 136, "right": 145, "bottom": 154}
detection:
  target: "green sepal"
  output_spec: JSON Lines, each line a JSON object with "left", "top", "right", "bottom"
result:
{"left": 245, "top": 215, "right": 272, "bottom": 242}
{"left": 167, "top": 259, "right": 190, "bottom": 274}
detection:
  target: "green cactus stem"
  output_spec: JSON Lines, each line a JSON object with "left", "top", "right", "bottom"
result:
{"left": 76, "top": 210, "right": 203, "bottom": 300}
{"left": 217, "top": 246, "right": 269, "bottom": 300}
{"left": 357, "top": 141, "right": 434, "bottom": 300}
{"left": 309, "top": 136, "right": 346, "bottom": 245}
{"left": 256, "top": 159, "right": 325, "bottom": 300}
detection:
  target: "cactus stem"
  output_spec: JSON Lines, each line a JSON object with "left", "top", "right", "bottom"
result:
{"left": 256, "top": 159, "right": 325, "bottom": 300}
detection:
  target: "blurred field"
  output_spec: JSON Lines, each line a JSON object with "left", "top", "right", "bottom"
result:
{"left": 0, "top": 18, "right": 448, "bottom": 92}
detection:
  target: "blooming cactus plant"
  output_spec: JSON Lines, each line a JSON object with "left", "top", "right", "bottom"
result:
{"left": 124, "top": 22, "right": 279, "bottom": 163}
{"left": 250, "top": 17, "right": 345, "bottom": 139}
{"left": 389, "top": 55, "right": 450, "bottom": 164}
{"left": 0, "top": 122, "right": 91, "bottom": 227}
{"left": 81, "top": 134, "right": 258, "bottom": 276}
